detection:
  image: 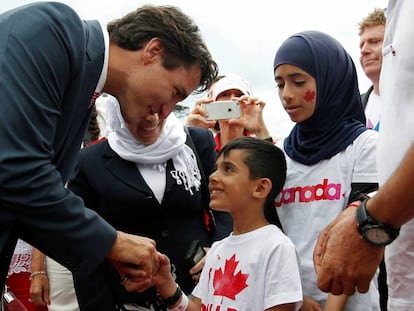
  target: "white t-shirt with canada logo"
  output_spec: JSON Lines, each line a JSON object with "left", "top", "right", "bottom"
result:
{"left": 192, "top": 225, "right": 303, "bottom": 310}
{"left": 276, "top": 130, "right": 380, "bottom": 310}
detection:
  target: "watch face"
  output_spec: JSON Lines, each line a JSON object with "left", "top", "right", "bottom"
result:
{"left": 364, "top": 227, "right": 390, "bottom": 244}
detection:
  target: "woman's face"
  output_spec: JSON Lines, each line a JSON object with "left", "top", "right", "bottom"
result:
{"left": 274, "top": 64, "right": 317, "bottom": 123}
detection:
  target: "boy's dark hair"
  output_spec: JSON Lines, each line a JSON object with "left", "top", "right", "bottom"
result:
{"left": 218, "top": 137, "right": 287, "bottom": 226}
{"left": 107, "top": 5, "right": 218, "bottom": 94}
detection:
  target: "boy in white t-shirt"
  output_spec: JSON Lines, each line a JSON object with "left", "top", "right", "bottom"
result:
{"left": 153, "top": 137, "right": 303, "bottom": 311}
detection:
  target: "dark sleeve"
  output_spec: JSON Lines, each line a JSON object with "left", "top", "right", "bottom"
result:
{"left": 348, "top": 182, "right": 379, "bottom": 204}
{"left": 0, "top": 3, "right": 115, "bottom": 275}
{"left": 188, "top": 127, "right": 233, "bottom": 241}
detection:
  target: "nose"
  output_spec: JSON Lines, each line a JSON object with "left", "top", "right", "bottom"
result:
{"left": 360, "top": 42, "right": 370, "bottom": 55}
{"left": 280, "top": 85, "right": 293, "bottom": 103}
{"left": 209, "top": 169, "right": 218, "bottom": 183}
{"left": 146, "top": 112, "right": 160, "bottom": 123}
{"left": 158, "top": 102, "right": 176, "bottom": 119}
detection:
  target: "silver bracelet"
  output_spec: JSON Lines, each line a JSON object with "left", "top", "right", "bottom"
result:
{"left": 29, "top": 271, "right": 47, "bottom": 281}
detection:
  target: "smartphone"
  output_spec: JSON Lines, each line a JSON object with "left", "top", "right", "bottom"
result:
{"left": 185, "top": 240, "right": 206, "bottom": 267}
{"left": 202, "top": 101, "right": 240, "bottom": 121}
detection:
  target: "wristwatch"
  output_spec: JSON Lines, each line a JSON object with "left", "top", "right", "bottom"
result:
{"left": 356, "top": 197, "right": 400, "bottom": 246}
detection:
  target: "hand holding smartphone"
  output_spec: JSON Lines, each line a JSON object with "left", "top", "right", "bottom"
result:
{"left": 202, "top": 100, "right": 240, "bottom": 121}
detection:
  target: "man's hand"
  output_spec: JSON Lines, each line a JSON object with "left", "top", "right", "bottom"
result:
{"left": 313, "top": 204, "right": 384, "bottom": 295}
{"left": 107, "top": 231, "right": 159, "bottom": 292}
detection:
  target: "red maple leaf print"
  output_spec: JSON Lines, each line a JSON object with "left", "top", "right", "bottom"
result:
{"left": 213, "top": 254, "right": 248, "bottom": 300}
{"left": 304, "top": 90, "right": 316, "bottom": 102}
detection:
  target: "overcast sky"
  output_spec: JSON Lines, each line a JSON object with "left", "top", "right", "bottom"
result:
{"left": 1, "top": 0, "right": 389, "bottom": 138}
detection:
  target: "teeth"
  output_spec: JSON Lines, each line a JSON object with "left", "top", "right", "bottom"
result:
{"left": 143, "top": 121, "right": 160, "bottom": 131}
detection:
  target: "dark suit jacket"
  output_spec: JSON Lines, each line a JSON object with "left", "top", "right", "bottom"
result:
{"left": 68, "top": 127, "right": 232, "bottom": 309}
{"left": 0, "top": 2, "right": 116, "bottom": 289}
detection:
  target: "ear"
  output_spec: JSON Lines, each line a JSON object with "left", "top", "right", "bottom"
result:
{"left": 142, "top": 38, "right": 163, "bottom": 65}
{"left": 253, "top": 178, "right": 272, "bottom": 199}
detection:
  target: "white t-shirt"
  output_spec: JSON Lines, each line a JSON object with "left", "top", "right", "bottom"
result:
{"left": 379, "top": 1, "right": 414, "bottom": 309}
{"left": 192, "top": 225, "right": 303, "bottom": 310}
{"left": 276, "top": 130, "right": 380, "bottom": 310}
{"left": 365, "top": 92, "right": 381, "bottom": 131}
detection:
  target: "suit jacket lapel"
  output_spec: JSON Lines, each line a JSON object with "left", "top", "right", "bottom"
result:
{"left": 102, "top": 143, "right": 153, "bottom": 194}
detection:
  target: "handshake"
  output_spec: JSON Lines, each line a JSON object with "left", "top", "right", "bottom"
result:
{"left": 107, "top": 231, "right": 162, "bottom": 293}
{"left": 107, "top": 231, "right": 205, "bottom": 294}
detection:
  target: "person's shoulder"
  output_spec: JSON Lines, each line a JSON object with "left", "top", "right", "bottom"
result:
{"left": 355, "top": 129, "right": 378, "bottom": 144}
{"left": 16, "top": 1, "right": 77, "bottom": 18}
{"left": 5, "top": 2, "right": 82, "bottom": 36}
{"left": 256, "top": 226, "right": 298, "bottom": 255}
{"left": 346, "top": 129, "right": 378, "bottom": 162}
{"left": 186, "top": 126, "right": 214, "bottom": 139}
{"left": 2, "top": 2, "right": 76, "bottom": 25}
{"left": 360, "top": 85, "right": 374, "bottom": 98}
{"left": 206, "top": 235, "right": 229, "bottom": 254}
{"left": 81, "top": 138, "right": 109, "bottom": 156}
{"left": 186, "top": 126, "right": 215, "bottom": 150}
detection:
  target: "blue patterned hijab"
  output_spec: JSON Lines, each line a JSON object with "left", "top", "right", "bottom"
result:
{"left": 273, "top": 31, "right": 366, "bottom": 165}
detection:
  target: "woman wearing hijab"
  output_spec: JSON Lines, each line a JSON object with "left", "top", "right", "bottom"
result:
{"left": 273, "top": 31, "right": 380, "bottom": 310}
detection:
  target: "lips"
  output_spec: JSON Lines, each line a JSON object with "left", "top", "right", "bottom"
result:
{"left": 140, "top": 118, "right": 162, "bottom": 132}
{"left": 209, "top": 188, "right": 224, "bottom": 199}
{"left": 142, "top": 121, "right": 161, "bottom": 131}
{"left": 285, "top": 106, "right": 300, "bottom": 114}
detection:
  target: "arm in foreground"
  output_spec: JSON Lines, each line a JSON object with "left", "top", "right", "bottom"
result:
{"left": 314, "top": 143, "right": 414, "bottom": 295}
{"left": 30, "top": 248, "right": 50, "bottom": 306}
{"left": 153, "top": 253, "right": 201, "bottom": 311}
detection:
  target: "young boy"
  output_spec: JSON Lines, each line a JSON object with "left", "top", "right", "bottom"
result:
{"left": 154, "top": 137, "right": 303, "bottom": 311}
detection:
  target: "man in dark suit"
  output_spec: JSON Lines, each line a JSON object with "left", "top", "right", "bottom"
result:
{"left": 0, "top": 1, "right": 217, "bottom": 306}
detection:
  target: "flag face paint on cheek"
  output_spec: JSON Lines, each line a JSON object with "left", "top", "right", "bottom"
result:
{"left": 304, "top": 90, "right": 316, "bottom": 102}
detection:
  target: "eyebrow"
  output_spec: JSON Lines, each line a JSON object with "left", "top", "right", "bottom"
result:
{"left": 275, "top": 72, "right": 306, "bottom": 80}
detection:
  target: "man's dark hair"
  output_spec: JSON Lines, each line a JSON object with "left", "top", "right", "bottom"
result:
{"left": 218, "top": 137, "right": 287, "bottom": 226}
{"left": 107, "top": 5, "right": 218, "bottom": 94}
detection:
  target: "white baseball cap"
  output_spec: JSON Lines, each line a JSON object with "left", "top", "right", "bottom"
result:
{"left": 211, "top": 73, "right": 252, "bottom": 101}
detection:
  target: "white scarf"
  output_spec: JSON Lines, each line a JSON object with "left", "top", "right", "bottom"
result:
{"left": 106, "top": 96, "right": 201, "bottom": 195}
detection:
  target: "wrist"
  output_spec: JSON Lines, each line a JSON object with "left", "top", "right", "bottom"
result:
{"left": 366, "top": 194, "right": 401, "bottom": 228}
{"left": 157, "top": 275, "right": 180, "bottom": 299}
{"left": 161, "top": 284, "right": 183, "bottom": 308}
{"left": 168, "top": 292, "right": 189, "bottom": 311}
{"left": 29, "top": 271, "right": 47, "bottom": 281}
{"left": 254, "top": 129, "right": 271, "bottom": 139}
{"left": 356, "top": 198, "right": 400, "bottom": 246}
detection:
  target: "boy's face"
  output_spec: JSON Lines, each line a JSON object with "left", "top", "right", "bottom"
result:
{"left": 209, "top": 149, "right": 258, "bottom": 212}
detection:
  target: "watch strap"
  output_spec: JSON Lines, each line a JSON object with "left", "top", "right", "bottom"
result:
{"left": 356, "top": 198, "right": 400, "bottom": 246}
{"left": 162, "top": 285, "right": 183, "bottom": 308}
